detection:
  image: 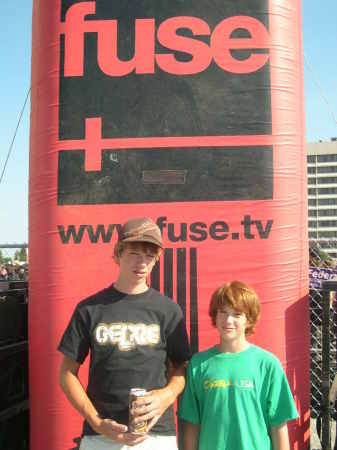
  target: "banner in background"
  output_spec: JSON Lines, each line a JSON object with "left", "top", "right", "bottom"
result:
{"left": 310, "top": 266, "right": 337, "bottom": 289}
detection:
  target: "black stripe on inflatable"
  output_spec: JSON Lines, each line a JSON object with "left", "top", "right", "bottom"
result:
{"left": 57, "top": 146, "right": 273, "bottom": 205}
{"left": 164, "top": 249, "right": 173, "bottom": 299}
{"left": 177, "top": 248, "right": 187, "bottom": 322}
{"left": 150, "top": 258, "right": 160, "bottom": 291}
{"left": 190, "top": 248, "right": 199, "bottom": 354}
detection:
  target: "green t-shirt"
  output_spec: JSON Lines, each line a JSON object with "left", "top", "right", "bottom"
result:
{"left": 178, "top": 345, "right": 298, "bottom": 450}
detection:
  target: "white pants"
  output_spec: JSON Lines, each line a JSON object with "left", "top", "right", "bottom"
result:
{"left": 79, "top": 434, "right": 178, "bottom": 450}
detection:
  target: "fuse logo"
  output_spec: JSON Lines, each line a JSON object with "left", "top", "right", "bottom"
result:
{"left": 60, "top": 1, "right": 270, "bottom": 77}
{"left": 58, "top": 0, "right": 272, "bottom": 200}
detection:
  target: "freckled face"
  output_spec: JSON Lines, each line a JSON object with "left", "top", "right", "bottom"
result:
{"left": 215, "top": 305, "right": 248, "bottom": 342}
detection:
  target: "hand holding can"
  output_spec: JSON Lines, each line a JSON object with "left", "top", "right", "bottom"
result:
{"left": 128, "top": 388, "right": 148, "bottom": 434}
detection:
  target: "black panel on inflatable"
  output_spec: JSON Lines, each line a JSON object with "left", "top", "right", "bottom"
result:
{"left": 57, "top": 0, "right": 271, "bottom": 206}
{"left": 58, "top": 146, "right": 273, "bottom": 204}
{"left": 59, "top": 0, "right": 270, "bottom": 139}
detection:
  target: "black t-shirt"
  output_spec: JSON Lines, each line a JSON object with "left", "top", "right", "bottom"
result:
{"left": 58, "top": 285, "right": 190, "bottom": 436}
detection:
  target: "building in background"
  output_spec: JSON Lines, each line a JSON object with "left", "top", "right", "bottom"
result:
{"left": 308, "top": 139, "right": 337, "bottom": 258}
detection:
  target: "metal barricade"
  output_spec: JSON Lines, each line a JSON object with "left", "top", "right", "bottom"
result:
{"left": 312, "top": 281, "right": 337, "bottom": 450}
{"left": 0, "top": 281, "right": 29, "bottom": 450}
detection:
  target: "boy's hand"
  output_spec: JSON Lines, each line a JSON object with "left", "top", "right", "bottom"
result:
{"left": 132, "top": 363, "right": 187, "bottom": 431}
{"left": 90, "top": 417, "right": 148, "bottom": 446}
{"left": 133, "top": 388, "right": 173, "bottom": 431}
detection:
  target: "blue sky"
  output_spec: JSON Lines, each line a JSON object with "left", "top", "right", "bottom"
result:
{"left": 0, "top": 1, "right": 336, "bottom": 253}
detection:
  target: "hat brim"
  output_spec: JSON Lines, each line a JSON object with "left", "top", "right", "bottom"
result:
{"left": 121, "top": 236, "right": 163, "bottom": 248}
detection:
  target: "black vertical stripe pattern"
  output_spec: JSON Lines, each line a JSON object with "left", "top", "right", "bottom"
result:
{"left": 150, "top": 258, "right": 160, "bottom": 291}
{"left": 164, "top": 249, "right": 173, "bottom": 299}
{"left": 189, "top": 248, "right": 199, "bottom": 354}
{"left": 177, "top": 248, "right": 187, "bottom": 322}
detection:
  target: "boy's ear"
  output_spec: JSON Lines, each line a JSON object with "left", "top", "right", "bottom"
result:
{"left": 244, "top": 320, "right": 253, "bottom": 334}
{"left": 113, "top": 251, "right": 120, "bottom": 266}
{"left": 155, "top": 248, "right": 163, "bottom": 262}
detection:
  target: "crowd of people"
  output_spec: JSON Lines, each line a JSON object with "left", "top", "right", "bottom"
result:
{"left": 0, "top": 261, "right": 28, "bottom": 281}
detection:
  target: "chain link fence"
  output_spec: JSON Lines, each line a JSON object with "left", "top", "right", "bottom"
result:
{"left": 310, "top": 240, "right": 337, "bottom": 449}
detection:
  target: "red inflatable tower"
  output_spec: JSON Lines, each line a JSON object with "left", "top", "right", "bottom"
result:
{"left": 29, "top": 1, "right": 309, "bottom": 449}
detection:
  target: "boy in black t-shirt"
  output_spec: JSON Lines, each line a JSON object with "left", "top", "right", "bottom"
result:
{"left": 58, "top": 217, "right": 190, "bottom": 450}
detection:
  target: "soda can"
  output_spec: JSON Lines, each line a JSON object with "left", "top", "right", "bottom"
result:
{"left": 128, "top": 388, "right": 147, "bottom": 434}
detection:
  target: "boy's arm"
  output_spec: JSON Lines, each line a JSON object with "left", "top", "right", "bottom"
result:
{"left": 270, "top": 422, "right": 290, "bottom": 450}
{"left": 133, "top": 362, "right": 187, "bottom": 430}
{"left": 183, "top": 421, "right": 200, "bottom": 450}
{"left": 59, "top": 355, "right": 147, "bottom": 445}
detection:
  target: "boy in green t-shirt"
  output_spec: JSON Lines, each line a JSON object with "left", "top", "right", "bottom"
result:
{"left": 178, "top": 281, "right": 298, "bottom": 450}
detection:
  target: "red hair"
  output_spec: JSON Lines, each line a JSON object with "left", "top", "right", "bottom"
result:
{"left": 208, "top": 281, "right": 261, "bottom": 335}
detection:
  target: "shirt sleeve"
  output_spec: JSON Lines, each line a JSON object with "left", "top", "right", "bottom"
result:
{"left": 57, "top": 305, "right": 91, "bottom": 364}
{"left": 166, "top": 317, "right": 191, "bottom": 365}
{"left": 266, "top": 358, "right": 299, "bottom": 427}
{"left": 177, "top": 359, "right": 201, "bottom": 424}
